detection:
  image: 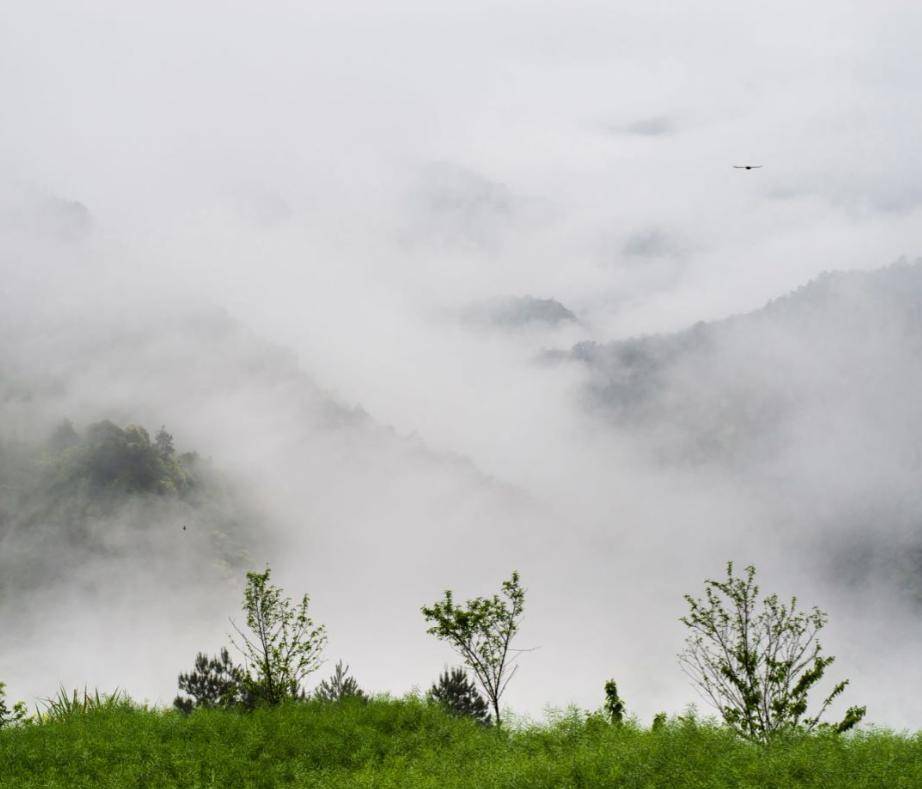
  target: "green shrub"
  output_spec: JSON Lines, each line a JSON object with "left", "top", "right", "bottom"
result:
{"left": 0, "top": 683, "right": 25, "bottom": 729}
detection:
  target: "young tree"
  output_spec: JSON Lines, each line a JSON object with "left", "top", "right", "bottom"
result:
{"left": 679, "top": 562, "right": 865, "bottom": 743}
{"left": 0, "top": 682, "right": 26, "bottom": 729}
{"left": 427, "top": 667, "right": 491, "bottom": 725}
{"left": 603, "top": 679, "right": 625, "bottom": 724}
{"left": 421, "top": 571, "right": 526, "bottom": 727}
{"left": 313, "top": 660, "right": 366, "bottom": 703}
{"left": 173, "top": 648, "right": 248, "bottom": 713}
{"left": 229, "top": 567, "right": 327, "bottom": 705}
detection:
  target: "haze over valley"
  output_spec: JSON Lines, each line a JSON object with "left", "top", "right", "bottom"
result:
{"left": 3, "top": 1, "right": 922, "bottom": 731}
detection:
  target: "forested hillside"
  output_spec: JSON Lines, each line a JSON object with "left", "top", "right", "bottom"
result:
{"left": 555, "top": 260, "right": 922, "bottom": 466}
{"left": 0, "top": 419, "right": 250, "bottom": 596}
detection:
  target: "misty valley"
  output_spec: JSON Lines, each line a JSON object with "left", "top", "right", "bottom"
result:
{"left": 4, "top": 3, "right": 922, "bottom": 783}
{"left": 3, "top": 264, "right": 922, "bottom": 786}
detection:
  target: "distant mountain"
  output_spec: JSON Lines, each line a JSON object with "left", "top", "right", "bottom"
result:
{"left": 549, "top": 261, "right": 922, "bottom": 601}
{"left": 464, "top": 296, "right": 577, "bottom": 329}
{"left": 551, "top": 260, "right": 922, "bottom": 467}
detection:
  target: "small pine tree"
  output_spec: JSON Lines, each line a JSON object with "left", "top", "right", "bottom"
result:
{"left": 155, "top": 427, "right": 175, "bottom": 459}
{"left": 313, "top": 660, "right": 366, "bottom": 703}
{"left": 427, "top": 667, "right": 491, "bottom": 725}
{"left": 173, "top": 648, "right": 248, "bottom": 713}
{"left": 603, "top": 679, "right": 625, "bottom": 724}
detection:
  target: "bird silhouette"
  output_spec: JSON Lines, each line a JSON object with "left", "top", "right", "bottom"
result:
{"left": 733, "top": 165, "right": 763, "bottom": 170}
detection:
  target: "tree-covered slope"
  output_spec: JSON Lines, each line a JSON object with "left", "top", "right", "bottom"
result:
{"left": 554, "top": 260, "right": 922, "bottom": 466}
{"left": 0, "top": 419, "right": 250, "bottom": 597}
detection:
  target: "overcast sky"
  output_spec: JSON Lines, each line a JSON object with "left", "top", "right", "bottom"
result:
{"left": 5, "top": 0, "right": 922, "bottom": 482}
{"left": 3, "top": 1, "right": 922, "bottom": 725}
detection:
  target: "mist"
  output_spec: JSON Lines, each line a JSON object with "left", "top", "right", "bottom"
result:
{"left": 2, "top": 1, "right": 922, "bottom": 729}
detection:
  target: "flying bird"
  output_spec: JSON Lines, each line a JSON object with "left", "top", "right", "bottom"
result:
{"left": 733, "top": 165, "right": 763, "bottom": 170}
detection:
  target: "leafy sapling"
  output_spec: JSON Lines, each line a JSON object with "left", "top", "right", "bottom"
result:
{"left": 229, "top": 567, "right": 327, "bottom": 705}
{"left": 422, "top": 571, "right": 527, "bottom": 727}
{"left": 679, "top": 562, "right": 865, "bottom": 743}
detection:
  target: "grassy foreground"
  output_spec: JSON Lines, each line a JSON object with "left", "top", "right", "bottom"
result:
{"left": 1, "top": 698, "right": 920, "bottom": 788}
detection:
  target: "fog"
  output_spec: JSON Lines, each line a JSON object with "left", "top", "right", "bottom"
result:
{"left": 2, "top": 1, "right": 922, "bottom": 727}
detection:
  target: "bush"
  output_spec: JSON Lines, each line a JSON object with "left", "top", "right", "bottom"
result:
{"left": 0, "top": 683, "right": 25, "bottom": 729}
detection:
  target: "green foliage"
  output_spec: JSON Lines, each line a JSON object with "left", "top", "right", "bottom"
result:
{"left": 0, "top": 683, "right": 26, "bottom": 729}
{"left": 53, "top": 420, "right": 196, "bottom": 496}
{"left": 174, "top": 649, "right": 249, "bottom": 713}
{"left": 1, "top": 699, "right": 920, "bottom": 788}
{"left": 314, "top": 660, "right": 366, "bottom": 703}
{"left": 680, "top": 562, "right": 866, "bottom": 743}
{"left": 427, "top": 667, "right": 491, "bottom": 725}
{"left": 422, "top": 571, "right": 526, "bottom": 727}
{"left": 603, "top": 679, "right": 625, "bottom": 724}
{"left": 230, "top": 567, "right": 327, "bottom": 705}
{"left": 36, "top": 687, "right": 131, "bottom": 723}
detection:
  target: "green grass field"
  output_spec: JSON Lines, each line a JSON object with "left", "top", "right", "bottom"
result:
{"left": 1, "top": 698, "right": 920, "bottom": 788}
